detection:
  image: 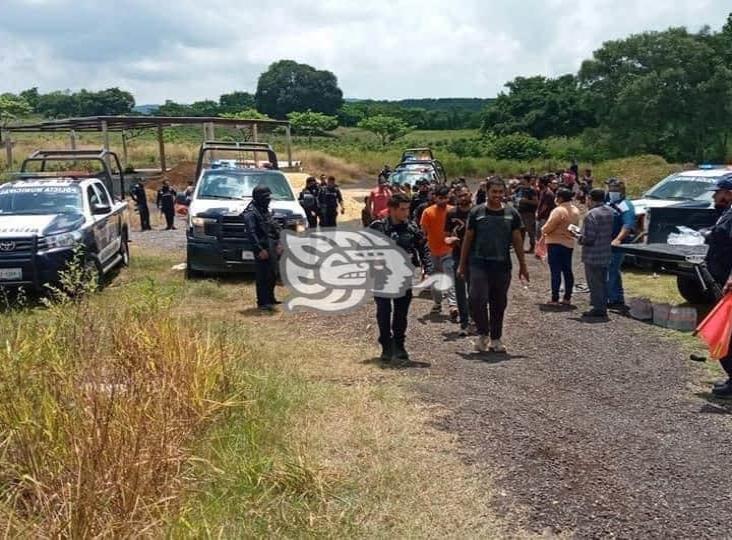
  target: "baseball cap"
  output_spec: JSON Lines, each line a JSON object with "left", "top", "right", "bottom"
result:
{"left": 707, "top": 177, "right": 732, "bottom": 191}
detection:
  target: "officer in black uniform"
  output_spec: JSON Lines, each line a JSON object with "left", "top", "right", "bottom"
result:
{"left": 369, "top": 192, "right": 433, "bottom": 364}
{"left": 410, "top": 178, "right": 430, "bottom": 220}
{"left": 130, "top": 180, "right": 151, "bottom": 231}
{"left": 243, "top": 185, "right": 283, "bottom": 311}
{"left": 704, "top": 177, "right": 732, "bottom": 398}
{"left": 298, "top": 176, "right": 321, "bottom": 229}
{"left": 156, "top": 180, "right": 177, "bottom": 230}
{"left": 318, "top": 175, "right": 344, "bottom": 228}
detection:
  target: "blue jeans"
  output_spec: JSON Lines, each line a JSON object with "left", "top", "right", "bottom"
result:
{"left": 607, "top": 249, "right": 625, "bottom": 304}
{"left": 547, "top": 244, "right": 574, "bottom": 302}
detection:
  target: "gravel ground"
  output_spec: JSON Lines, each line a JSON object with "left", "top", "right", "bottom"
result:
{"left": 130, "top": 189, "right": 732, "bottom": 538}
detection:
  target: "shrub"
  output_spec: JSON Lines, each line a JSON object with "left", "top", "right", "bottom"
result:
{"left": 488, "top": 133, "right": 547, "bottom": 160}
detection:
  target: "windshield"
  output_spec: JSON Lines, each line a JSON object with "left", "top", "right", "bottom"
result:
{"left": 646, "top": 175, "right": 716, "bottom": 201}
{"left": 390, "top": 170, "right": 429, "bottom": 186}
{"left": 0, "top": 185, "right": 83, "bottom": 215}
{"left": 197, "top": 171, "right": 294, "bottom": 201}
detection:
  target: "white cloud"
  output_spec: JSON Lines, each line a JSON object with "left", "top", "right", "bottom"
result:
{"left": 0, "top": 0, "right": 729, "bottom": 103}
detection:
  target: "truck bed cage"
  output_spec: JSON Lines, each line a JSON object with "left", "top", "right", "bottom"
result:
{"left": 20, "top": 148, "right": 125, "bottom": 199}
{"left": 195, "top": 141, "right": 279, "bottom": 179}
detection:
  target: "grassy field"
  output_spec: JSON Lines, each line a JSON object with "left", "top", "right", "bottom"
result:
{"left": 0, "top": 249, "right": 509, "bottom": 538}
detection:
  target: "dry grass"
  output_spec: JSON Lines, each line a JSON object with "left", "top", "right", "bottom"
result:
{"left": 0, "top": 272, "right": 246, "bottom": 537}
{"left": 294, "top": 149, "right": 367, "bottom": 181}
{"left": 593, "top": 155, "right": 683, "bottom": 197}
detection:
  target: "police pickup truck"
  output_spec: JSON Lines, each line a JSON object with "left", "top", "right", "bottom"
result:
{"left": 0, "top": 149, "right": 130, "bottom": 290}
{"left": 186, "top": 141, "right": 308, "bottom": 277}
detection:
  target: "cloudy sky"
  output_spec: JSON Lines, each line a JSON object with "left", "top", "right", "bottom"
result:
{"left": 1, "top": 0, "right": 729, "bottom": 104}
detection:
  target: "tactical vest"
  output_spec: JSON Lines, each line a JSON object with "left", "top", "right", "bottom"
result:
{"left": 471, "top": 205, "right": 515, "bottom": 267}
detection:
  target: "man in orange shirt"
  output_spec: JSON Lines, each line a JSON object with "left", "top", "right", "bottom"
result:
{"left": 421, "top": 185, "right": 457, "bottom": 320}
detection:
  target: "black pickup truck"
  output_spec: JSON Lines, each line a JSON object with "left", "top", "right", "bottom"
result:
{"left": 618, "top": 206, "right": 722, "bottom": 304}
{"left": 0, "top": 149, "right": 130, "bottom": 290}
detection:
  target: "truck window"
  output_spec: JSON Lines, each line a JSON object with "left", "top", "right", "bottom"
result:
{"left": 87, "top": 185, "right": 100, "bottom": 207}
{"left": 93, "top": 182, "right": 112, "bottom": 207}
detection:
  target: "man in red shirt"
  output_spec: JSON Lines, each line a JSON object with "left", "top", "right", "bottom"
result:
{"left": 368, "top": 175, "right": 392, "bottom": 220}
{"left": 421, "top": 185, "right": 457, "bottom": 320}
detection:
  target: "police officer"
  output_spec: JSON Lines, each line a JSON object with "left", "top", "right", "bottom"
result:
{"left": 298, "top": 176, "right": 320, "bottom": 229}
{"left": 410, "top": 178, "right": 430, "bottom": 220}
{"left": 369, "top": 193, "right": 433, "bottom": 364}
{"left": 156, "top": 180, "right": 177, "bottom": 230}
{"left": 605, "top": 178, "right": 636, "bottom": 312}
{"left": 130, "top": 180, "right": 151, "bottom": 231}
{"left": 704, "top": 177, "right": 732, "bottom": 398}
{"left": 243, "top": 185, "right": 283, "bottom": 312}
{"left": 318, "top": 175, "right": 345, "bottom": 228}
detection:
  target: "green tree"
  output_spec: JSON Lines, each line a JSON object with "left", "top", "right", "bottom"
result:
{"left": 579, "top": 25, "right": 732, "bottom": 161}
{"left": 481, "top": 75, "right": 595, "bottom": 138}
{"left": 218, "top": 91, "right": 255, "bottom": 114}
{"left": 0, "top": 93, "right": 32, "bottom": 126}
{"left": 255, "top": 60, "right": 343, "bottom": 119}
{"left": 357, "top": 115, "right": 412, "bottom": 146}
{"left": 287, "top": 110, "right": 338, "bottom": 143}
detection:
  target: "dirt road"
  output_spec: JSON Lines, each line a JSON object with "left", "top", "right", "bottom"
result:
{"left": 129, "top": 185, "right": 732, "bottom": 538}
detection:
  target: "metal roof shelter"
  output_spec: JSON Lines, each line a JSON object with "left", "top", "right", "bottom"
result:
{"left": 1, "top": 115, "right": 293, "bottom": 173}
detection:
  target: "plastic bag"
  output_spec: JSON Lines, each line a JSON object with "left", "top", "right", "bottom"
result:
{"left": 535, "top": 235, "right": 547, "bottom": 262}
{"left": 668, "top": 226, "right": 705, "bottom": 246}
{"left": 695, "top": 294, "right": 732, "bottom": 360}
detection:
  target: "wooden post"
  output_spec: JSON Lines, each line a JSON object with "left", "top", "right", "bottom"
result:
{"left": 285, "top": 124, "right": 293, "bottom": 169}
{"left": 208, "top": 123, "right": 216, "bottom": 140}
{"left": 252, "top": 123, "right": 258, "bottom": 142}
{"left": 157, "top": 125, "right": 166, "bottom": 172}
{"left": 121, "top": 130, "right": 129, "bottom": 169}
{"left": 69, "top": 129, "right": 77, "bottom": 150}
{"left": 202, "top": 122, "right": 208, "bottom": 141}
{"left": 2, "top": 130, "right": 12, "bottom": 170}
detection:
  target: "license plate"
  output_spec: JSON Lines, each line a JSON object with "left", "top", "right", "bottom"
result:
{"left": 241, "top": 251, "right": 255, "bottom": 261}
{"left": 0, "top": 268, "right": 22, "bottom": 281}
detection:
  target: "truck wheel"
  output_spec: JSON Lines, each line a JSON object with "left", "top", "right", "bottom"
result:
{"left": 677, "top": 275, "right": 711, "bottom": 305}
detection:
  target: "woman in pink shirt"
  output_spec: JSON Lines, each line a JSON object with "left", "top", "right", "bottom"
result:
{"left": 541, "top": 187, "right": 581, "bottom": 305}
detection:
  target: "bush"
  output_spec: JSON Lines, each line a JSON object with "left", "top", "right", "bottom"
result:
{"left": 488, "top": 133, "right": 547, "bottom": 160}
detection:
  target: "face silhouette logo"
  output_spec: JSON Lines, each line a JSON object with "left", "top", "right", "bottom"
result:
{"left": 280, "top": 229, "right": 441, "bottom": 314}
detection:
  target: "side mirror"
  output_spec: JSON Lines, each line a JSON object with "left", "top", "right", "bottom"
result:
{"left": 92, "top": 203, "right": 111, "bottom": 215}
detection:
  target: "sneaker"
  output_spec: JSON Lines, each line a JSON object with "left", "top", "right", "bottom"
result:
{"left": 474, "top": 335, "right": 489, "bottom": 352}
{"left": 489, "top": 339, "right": 507, "bottom": 353}
{"left": 712, "top": 383, "right": 732, "bottom": 399}
{"left": 458, "top": 327, "right": 469, "bottom": 337}
{"left": 608, "top": 302, "right": 629, "bottom": 313}
{"left": 713, "top": 379, "right": 732, "bottom": 389}
{"left": 560, "top": 299, "right": 573, "bottom": 306}
{"left": 449, "top": 308, "right": 459, "bottom": 323}
{"left": 546, "top": 300, "right": 561, "bottom": 307}
{"left": 258, "top": 305, "right": 276, "bottom": 312}
{"left": 430, "top": 304, "right": 442, "bottom": 314}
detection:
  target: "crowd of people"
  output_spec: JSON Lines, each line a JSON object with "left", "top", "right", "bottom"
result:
{"left": 243, "top": 164, "right": 732, "bottom": 397}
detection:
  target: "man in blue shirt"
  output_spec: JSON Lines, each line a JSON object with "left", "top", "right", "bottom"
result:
{"left": 605, "top": 178, "right": 636, "bottom": 311}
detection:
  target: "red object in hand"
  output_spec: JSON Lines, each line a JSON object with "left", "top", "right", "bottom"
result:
{"left": 695, "top": 294, "right": 732, "bottom": 360}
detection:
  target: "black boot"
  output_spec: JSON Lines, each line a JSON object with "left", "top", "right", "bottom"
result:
{"left": 379, "top": 339, "right": 393, "bottom": 362}
{"left": 393, "top": 339, "right": 410, "bottom": 364}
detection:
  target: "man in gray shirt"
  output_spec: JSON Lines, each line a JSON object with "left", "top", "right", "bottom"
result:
{"left": 579, "top": 188, "right": 615, "bottom": 319}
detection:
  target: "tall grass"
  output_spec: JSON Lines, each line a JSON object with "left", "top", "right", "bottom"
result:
{"left": 0, "top": 279, "right": 245, "bottom": 536}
